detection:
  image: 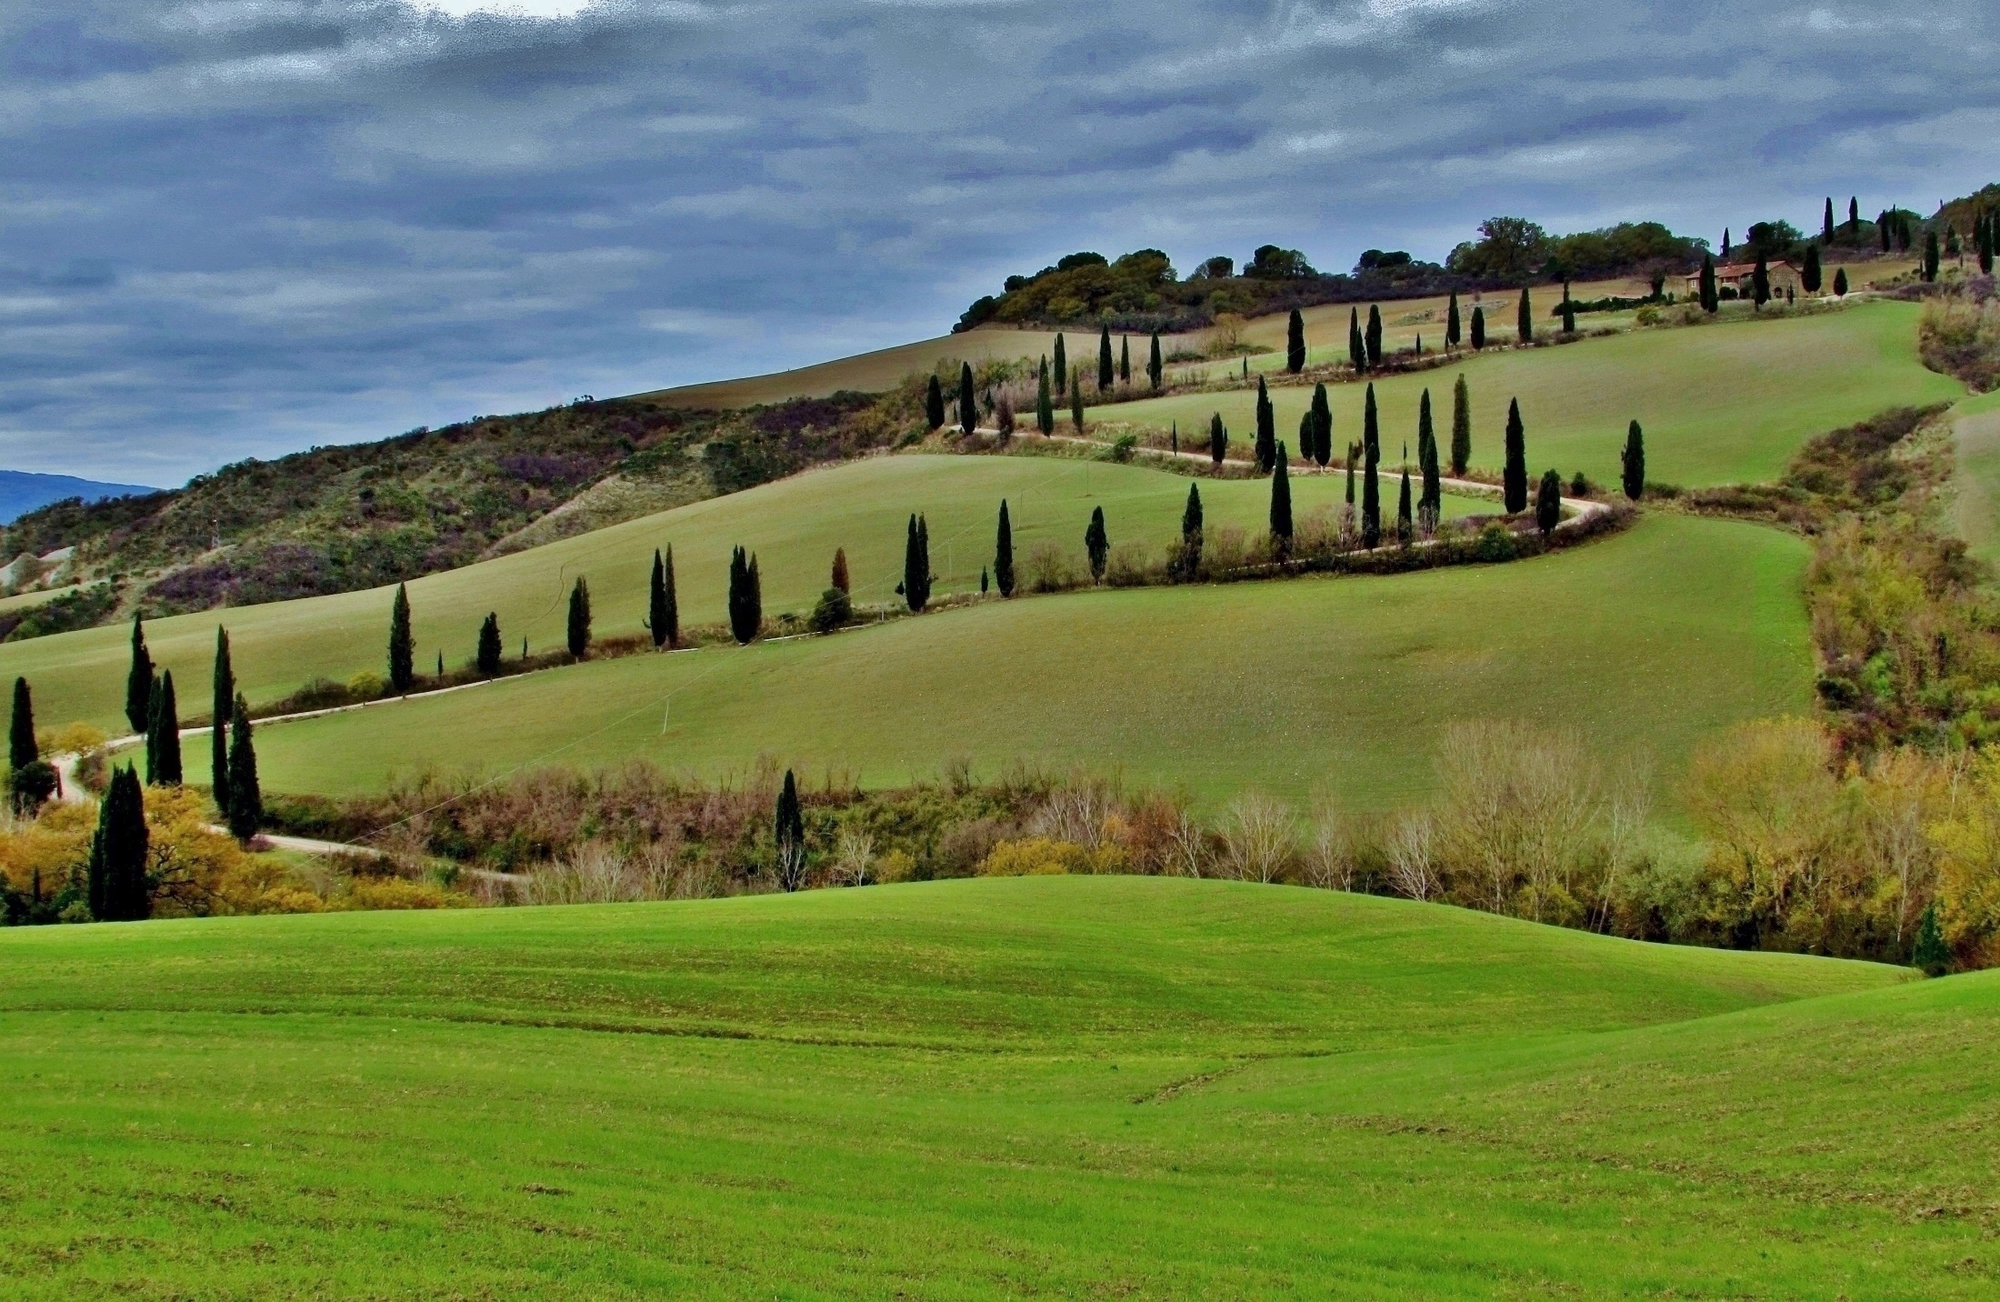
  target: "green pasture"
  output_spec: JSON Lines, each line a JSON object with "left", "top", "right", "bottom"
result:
{"left": 2, "top": 455, "right": 1478, "bottom": 735}
{"left": 1952, "top": 391, "right": 2000, "bottom": 561}
{"left": 639, "top": 327, "right": 1069, "bottom": 408}
{"left": 249, "top": 513, "right": 1813, "bottom": 809}
{"left": 1099, "top": 300, "right": 1962, "bottom": 490}
{"left": 0, "top": 876, "right": 1988, "bottom": 1298}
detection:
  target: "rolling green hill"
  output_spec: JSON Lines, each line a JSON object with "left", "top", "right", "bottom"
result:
{"left": 1, "top": 877, "right": 1985, "bottom": 1298}
{"left": 1097, "top": 300, "right": 1961, "bottom": 489}
{"left": 247, "top": 512, "right": 1812, "bottom": 809}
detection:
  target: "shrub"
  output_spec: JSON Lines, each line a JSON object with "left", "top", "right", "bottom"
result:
{"left": 979, "top": 837, "right": 1123, "bottom": 876}
{"left": 1918, "top": 294, "right": 2000, "bottom": 392}
{"left": 1104, "top": 540, "right": 1157, "bottom": 587}
{"left": 1472, "top": 522, "right": 1519, "bottom": 562}
{"left": 1024, "top": 542, "right": 1080, "bottom": 593}
{"left": 809, "top": 586, "right": 852, "bottom": 634}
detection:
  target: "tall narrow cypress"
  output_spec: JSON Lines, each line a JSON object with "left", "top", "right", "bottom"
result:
{"left": 1446, "top": 291, "right": 1461, "bottom": 349}
{"left": 1924, "top": 230, "right": 1941, "bottom": 283}
{"left": 1311, "top": 383, "right": 1332, "bottom": 467}
{"left": 1209, "top": 412, "right": 1227, "bottom": 467}
{"left": 1361, "top": 384, "right": 1381, "bottom": 549}
{"left": 1802, "top": 243, "right": 1822, "bottom": 294}
{"left": 995, "top": 500, "right": 1015, "bottom": 597}
{"left": 1348, "top": 307, "right": 1365, "bottom": 370}
{"left": 125, "top": 614, "right": 154, "bottom": 735}
{"left": 477, "top": 613, "right": 503, "bottom": 675}
{"left": 210, "top": 628, "right": 234, "bottom": 814}
{"left": 1834, "top": 266, "right": 1849, "bottom": 297}
{"left": 1982, "top": 213, "right": 1996, "bottom": 275}
{"left": 1535, "top": 468, "right": 1562, "bottom": 537}
{"left": 1470, "top": 306, "right": 1486, "bottom": 349}
{"left": 647, "top": 548, "right": 671, "bottom": 648}
{"left": 1752, "top": 252, "right": 1771, "bottom": 308}
{"left": 1878, "top": 210, "right": 1891, "bottom": 253}
{"left": 1417, "top": 389, "right": 1440, "bottom": 513}
{"left": 1148, "top": 332, "right": 1163, "bottom": 391}
{"left": 1560, "top": 282, "right": 1576, "bottom": 334}
{"left": 1053, "top": 334, "right": 1067, "bottom": 393}
{"left": 1503, "top": 398, "right": 1528, "bottom": 513}
{"left": 903, "top": 515, "right": 932, "bottom": 612}
{"left": 1119, "top": 335, "right": 1131, "bottom": 384}
{"left": 1396, "top": 467, "right": 1413, "bottom": 546}
{"left": 925, "top": 374, "right": 945, "bottom": 430}
{"left": 1254, "top": 375, "right": 1276, "bottom": 472}
{"left": 831, "top": 547, "right": 850, "bottom": 595}
{"left": 1516, "top": 287, "right": 1533, "bottom": 343}
{"left": 9, "top": 676, "right": 35, "bottom": 772}
{"left": 958, "top": 361, "right": 978, "bottom": 434}
{"left": 1286, "top": 308, "right": 1306, "bottom": 373}
{"left": 567, "top": 577, "right": 592, "bottom": 659}
{"left": 728, "top": 547, "right": 761, "bottom": 644}
{"left": 1085, "top": 506, "right": 1109, "bottom": 583}
{"left": 1175, "top": 483, "right": 1203, "bottom": 582}
{"left": 1269, "top": 444, "right": 1293, "bottom": 554}
{"left": 1823, "top": 196, "right": 1835, "bottom": 243}
{"left": 388, "top": 583, "right": 414, "bottom": 694}
{"left": 774, "top": 769, "right": 806, "bottom": 891}
{"left": 1365, "top": 304, "right": 1383, "bottom": 367}
{"left": 146, "top": 672, "right": 181, "bottom": 787}
{"left": 1621, "top": 420, "right": 1646, "bottom": 501}
{"left": 226, "top": 695, "right": 261, "bottom": 842}
{"left": 1036, "top": 356, "right": 1054, "bottom": 435}
{"left": 93, "top": 765, "right": 150, "bottom": 920}
{"left": 1699, "top": 253, "right": 1718, "bottom": 314}
{"left": 1070, "top": 368, "right": 1085, "bottom": 431}
{"left": 1722, "top": 227, "right": 1732, "bottom": 259}
{"left": 1848, "top": 196, "right": 1859, "bottom": 231}
{"left": 1450, "top": 373, "right": 1472, "bottom": 476}
{"left": 1098, "top": 326, "right": 1114, "bottom": 391}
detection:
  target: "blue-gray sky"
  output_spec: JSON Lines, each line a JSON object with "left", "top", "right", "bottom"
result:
{"left": 4, "top": 0, "right": 1997, "bottom": 484}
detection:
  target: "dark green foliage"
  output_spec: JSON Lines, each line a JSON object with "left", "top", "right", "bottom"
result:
{"left": 566, "top": 577, "right": 592, "bottom": 659}
{"left": 1147, "top": 333, "right": 1163, "bottom": 391}
{"left": 1823, "top": 197, "right": 1834, "bottom": 243}
{"left": 1912, "top": 901, "right": 1951, "bottom": 975}
{"left": 1700, "top": 254, "right": 1718, "bottom": 313}
{"left": 1417, "top": 389, "right": 1442, "bottom": 523}
{"left": 1470, "top": 306, "right": 1485, "bottom": 350}
{"left": 1535, "top": 469, "right": 1562, "bottom": 537}
{"left": 1834, "top": 266, "right": 1849, "bottom": 297}
{"left": 958, "top": 362, "right": 978, "bottom": 435}
{"left": 1365, "top": 304, "right": 1383, "bottom": 367}
{"left": 774, "top": 769, "right": 807, "bottom": 892}
{"left": 903, "top": 515, "right": 932, "bottom": 612}
{"left": 388, "top": 584, "right": 414, "bottom": 693}
{"left": 1084, "top": 506, "right": 1109, "bottom": 583}
{"left": 1879, "top": 210, "right": 1891, "bottom": 253}
{"left": 809, "top": 587, "right": 851, "bottom": 635}
{"left": 91, "top": 765, "right": 150, "bottom": 921}
{"left": 1560, "top": 283, "right": 1576, "bottom": 334}
{"left": 1269, "top": 444, "right": 1293, "bottom": 553}
{"left": 1802, "top": 243, "right": 1822, "bottom": 294}
{"left": 1345, "top": 445, "right": 1356, "bottom": 506}
{"left": 211, "top": 627, "right": 233, "bottom": 812}
{"left": 1752, "top": 254, "right": 1771, "bottom": 308}
{"left": 1980, "top": 213, "right": 1995, "bottom": 275}
{"left": 1119, "top": 335, "right": 1131, "bottom": 384}
{"left": 1254, "top": 376, "right": 1276, "bottom": 472}
{"left": 728, "top": 547, "right": 762, "bottom": 644}
{"left": 830, "top": 546, "right": 849, "bottom": 596}
{"left": 925, "top": 375, "right": 945, "bottom": 430}
{"left": 1622, "top": 421, "right": 1646, "bottom": 501}
{"left": 994, "top": 500, "right": 1015, "bottom": 597}
{"left": 1924, "top": 230, "right": 1941, "bottom": 283}
{"left": 1070, "top": 368, "right": 1085, "bottom": 431}
{"left": 1311, "top": 384, "right": 1332, "bottom": 467}
{"left": 9, "top": 676, "right": 34, "bottom": 772}
{"left": 1362, "top": 385, "right": 1381, "bottom": 549}
{"left": 6, "top": 758, "right": 54, "bottom": 815}
{"left": 1450, "top": 373, "right": 1471, "bottom": 476}
{"left": 648, "top": 547, "right": 677, "bottom": 648}
{"left": 145, "top": 672, "right": 181, "bottom": 787}
{"left": 225, "top": 692, "right": 261, "bottom": 842}
{"left": 1209, "top": 413, "right": 1227, "bottom": 467}
{"left": 1504, "top": 398, "right": 1528, "bottom": 513}
{"left": 1348, "top": 308, "right": 1365, "bottom": 370}
{"left": 125, "top": 614, "right": 153, "bottom": 735}
{"left": 1722, "top": 227, "right": 1731, "bottom": 259}
{"left": 1053, "top": 334, "right": 1066, "bottom": 393}
{"left": 1286, "top": 308, "right": 1306, "bottom": 373}
{"left": 1098, "top": 326, "right": 1114, "bottom": 391}
{"left": 1446, "top": 291, "right": 1461, "bottom": 348}
{"left": 1036, "top": 357, "right": 1054, "bottom": 435}
{"left": 1396, "top": 467, "right": 1414, "bottom": 546}
{"left": 1297, "top": 411, "right": 1313, "bottom": 473}
{"left": 477, "top": 612, "right": 503, "bottom": 676}
{"left": 1516, "top": 287, "right": 1533, "bottom": 343}
{"left": 1172, "top": 483, "right": 1204, "bottom": 582}
{"left": 980, "top": 568, "right": 989, "bottom": 594}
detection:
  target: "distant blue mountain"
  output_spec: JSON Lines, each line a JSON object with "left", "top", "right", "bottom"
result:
{"left": 0, "top": 470, "right": 161, "bottom": 526}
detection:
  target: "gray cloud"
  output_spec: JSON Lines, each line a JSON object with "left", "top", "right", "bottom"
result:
{"left": 1, "top": 0, "right": 1996, "bottom": 481}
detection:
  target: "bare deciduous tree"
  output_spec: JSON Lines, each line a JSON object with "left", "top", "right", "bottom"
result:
{"left": 1384, "top": 810, "right": 1438, "bottom": 901}
{"left": 1219, "top": 793, "right": 1294, "bottom": 883}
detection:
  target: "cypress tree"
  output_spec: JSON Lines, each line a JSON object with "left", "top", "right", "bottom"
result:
{"left": 728, "top": 547, "right": 761, "bottom": 644}
{"left": 1053, "top": 334, "right": 1067, "bottom": 393}
{"left": 647, "top": 548, "right": 670, "bottom": 648}
{"left": 1365, "top": 304, "right": 1383, "bottom": 368}
{"left": 1311, "top": 383, "right": 1332, "bottom": 467}
{"left": 1396, "top": 466, "right": 1413, "bottom": 545}
{"left": 1924, "top": 229, "right": 1941, "bottom": 283}
{"left": 1446, "top": 291, "right": 1461, "bottom": 349}
{"left": 388, "top": 583, "right": 414, "bottom": 694}
{"left": 663, "top": 545, "right": 680, "bottom": 647}
{"left": 995, "top": 500, "right": 1015, "bottom": 597}
{"left": 9, "top": 676, "right": 34, "bottom": 772}
{"left": 981, "top": 567, "right": 989, "bottom": 594}
{"left": 1752, "top": 252, "right": 1771, "bottom": 308}
{"left": 1286, "top": 308, "right": 1306, "bottom": 373}
{"left": 1878, "top": 210, "right": 1891, "bottom": 253}
{"left": 1823, "top": 196, "right": 1835, "bottom": 243}
{"left": 1209, "top": 413, "right": 1227, "bottom": 467}
{"left": 830, "top": 547, "right": 850, "bottom": 596}
{"left": 1098, "top": 326, "right": 1114, "bottom": 391}
{"left": 1070, "top": 368, "right": 1085, "bottom": 431}
{"left": 1535, "top": 468, "right": 1562, "bottom": 537}
{"left": 1254, "top": 375, "right": 1276, "bottom": 472}
{"left": 1833, "top": 266, "right": 1849, "bottom": 297}
{"left": 1361, "top": 384, "right": 1382, "bottom": 549}
{"left": 1516, "top": 287, "right": 1533, "bottom": 343}
{"left": 1848, "top": 196, "right": 1859, "bottom": 231}
{"left": 958, "top": 361, "right": 978, "bottom": 434}
{"left": 211, "top": 627, "right": 233, "bottom": 814}
{"left": 1418, "top": 389, "right": 1441, "bottom": 513}
{"left": 477, "top": 613, "right": 502, "bottom": 675}
{"left": 1175, "top": 483, "right": 1203, "bottom": 582}
{"left": 226, "top": 694, "right": 261, "bottom": 843}
{"left": 1802, "top": 243, "right": 1822, "bottom": 294}
{"left": 1036, "top": 356, "right": 1054, "bottom": 435}
{"left": 903, "top": 514, "right": 932, "bottom": 612}
{"left": 1297, "top": 411, "right": 1313, "bottom": 474}
{"left": 146, "top": 672, "right": 181, "bottom": 787}
{"left": 1621, "top": 420, "right": 1645, "bottom": 501}
{"left": 1470, "top": 306, "right": 1486, "bottom": 349}
{"left": 125, "top": 614, "right": 154, "bottom": 735}
{"left": 925, "top": 374, "right": 945, "bottom": 430}
{"left": 1148, "top": 332, "right": 1163, "bottom": 391}
{"left": 1450, "top": 372, "right": 1472, "bottom": 476}
{"left": 1980, "top": 213, "right": 1995, "bottom": 275}
{"left": 1911, "top": 900, "right": 1951, "bottom": 975}
{"left": 92, "top": 765, "right": 150, "bottom": 920}
{"left": 1119, "top": 335, "right": 1131, "bottom": 384}
{"left": 1560, "top": 282, "right": 1576, "bottom": 334}
{"left": 1085, "top": 506, "right": 1109, "bottom": 583}
{"left": 1504, "top": 398, "right": 1528, "bottom": 513}
{"left": 567, "top": 577, "right": 592, "bottom": 659}
{"left": 1269, "top": 444, "right": 1293, "bottom": 555}
{"left": 1699, "top": 253, "right": 1718, "bottom": 313}
{"left": 1348, "top": 307, "right": 1365, "bottom": 370}
{"left": 774, "top": 769, "right": 806, "bottom": 891}
{"left": 1722, "top": 227, "right": 1731, "bottom": 259}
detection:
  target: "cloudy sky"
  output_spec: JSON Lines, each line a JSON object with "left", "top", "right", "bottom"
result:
{"left": 3, "top": 0, "right": 1996, "bottom": 484}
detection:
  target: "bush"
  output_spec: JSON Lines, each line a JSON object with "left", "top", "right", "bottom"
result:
{"left": 1024, "top": 542, "right": 1080, "bottom": 593}
{"left": 1104, "top": 541, "right": 1157, "bottom": 587}
{"left": 1919, "top": 293, "right": 2000, "bottom": 392}
{"left": 809, "top": 586, "right": 852, "bottom": 634}
{"left": 1472, "top": 522, "right": 1519, "bottom": 562}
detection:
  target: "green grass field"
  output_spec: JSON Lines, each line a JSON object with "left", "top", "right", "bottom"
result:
{"left": 249, "top": 512, "right": 1813, "bottom": 809}
{"left": 0, "top": 876, "right": 1989, "bottom": 1298}
{"left": 2, "top": 456, "right": 1480, "bottom": 736}
{"left": 1098, "top": 300, "right": 1962, "bottom": 490}
{"left": 1951, "top": 390, "right": 2000, "bottom": 561}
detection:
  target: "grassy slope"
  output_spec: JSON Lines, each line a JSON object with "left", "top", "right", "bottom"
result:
{"left": 2, "top": 876, "right": 1987, "bottom": 1299}
{"left": 250, "top": 512, "right": 1813, "bottom": 808}
{"left": 3, "top": 456, "right": 1477, "bottom": 735}
{"left": 1951, "top": 389, "right": 2000, "bottom": 561}
{"left": 1097, "top": 300, "right": 1962, "bottom": 489}
{"left": 639, "top": 328, "right": 1069, "bottom": 408}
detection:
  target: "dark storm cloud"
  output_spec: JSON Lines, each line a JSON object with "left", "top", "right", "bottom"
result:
{"left": 1, "top": 0, "right": 1995, "bottom": 481}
